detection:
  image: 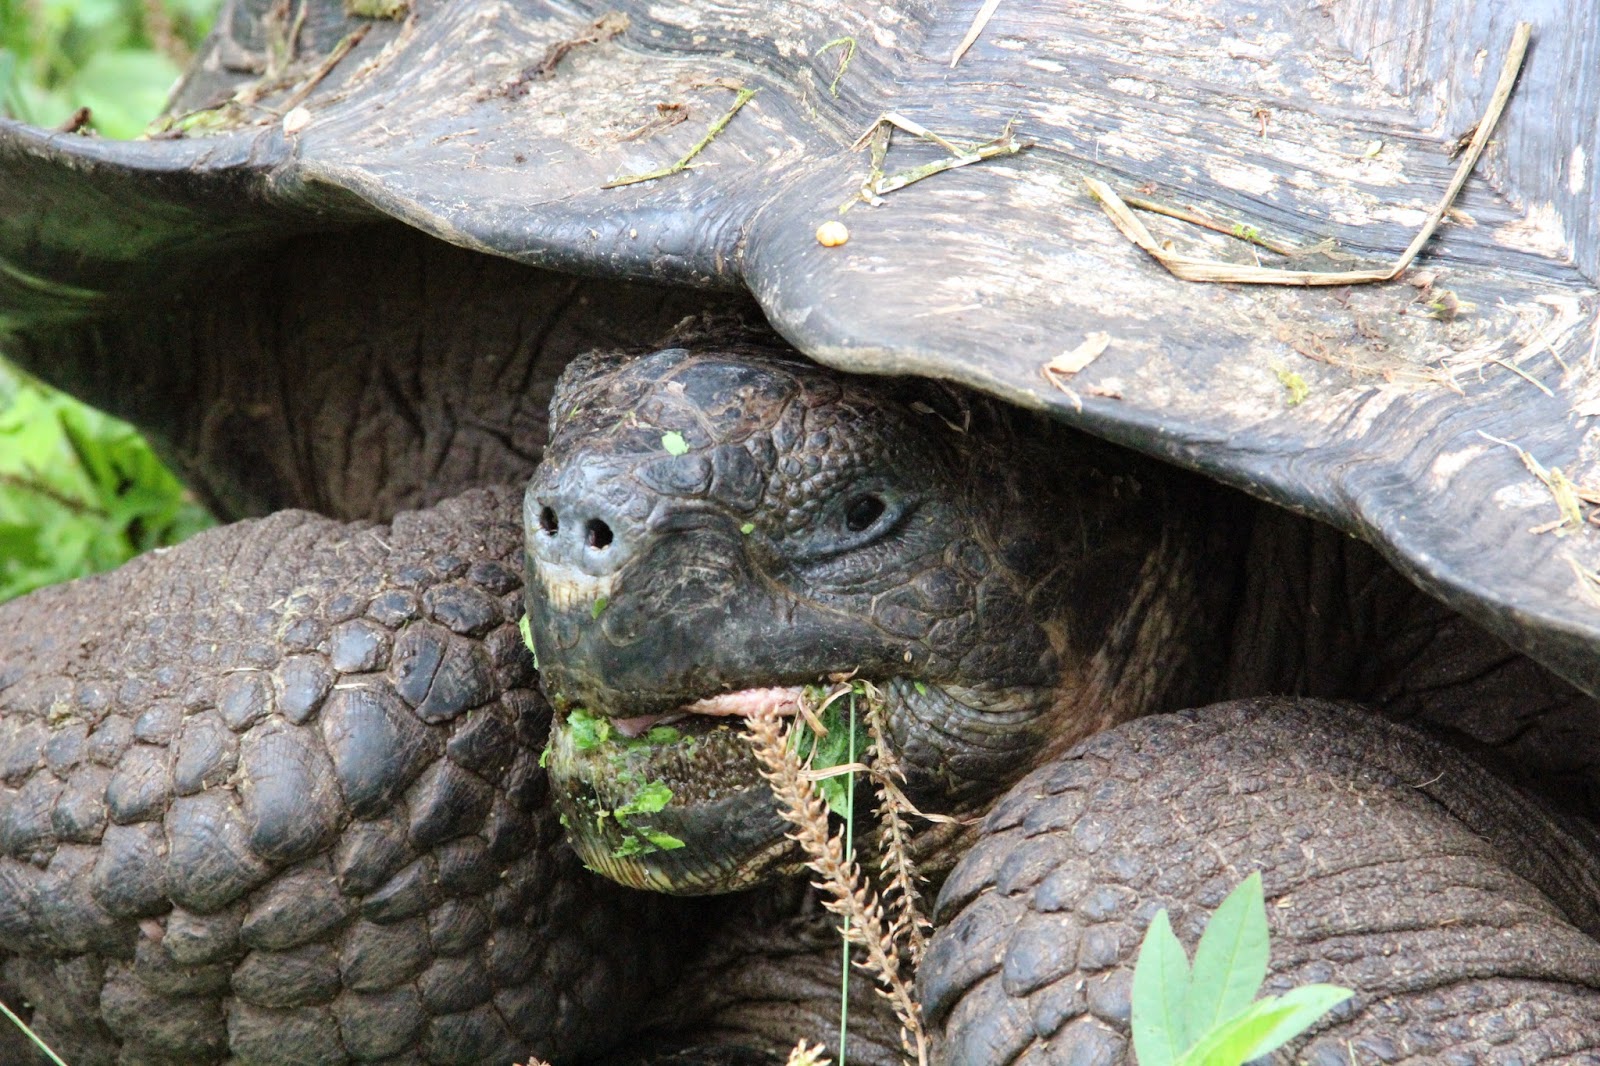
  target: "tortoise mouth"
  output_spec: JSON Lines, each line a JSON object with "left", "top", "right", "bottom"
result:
{"left": 608, "top": 686, "right": 806, "bottom": 738}
{"left": 545, "top": 686, "right": 810, "bottom": 895}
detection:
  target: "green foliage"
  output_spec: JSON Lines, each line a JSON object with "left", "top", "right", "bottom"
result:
{"left": 0, "top": 3, "right": 221, "bottom": 604}
{"left": 607, "top": 781, "right": 684, "bottom": 857}
{"left": 1131, "top": 872, "right": 1352, "bottom": 1066}
{"left": 565, "top": 706, "right": 614, "bottom": 752}
{"left": 0, "top": 362, "right": 212, "bottom": 604}
{"left": 613, "top": 779, "right": 673, "bottom": 818}
{"left": 790, "top": 687, "right": 862, "bottom": 816}
{"left": 517, "top": 613, "right": 539, "bottom": 668}
{"left": 0, "top": 0, "right": 221, "bottom": 138}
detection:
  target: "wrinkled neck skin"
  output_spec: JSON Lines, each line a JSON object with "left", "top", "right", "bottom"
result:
{"left": 523, "top": 338, "right": 1241, "bottom": 894}
{"left": 1225, "top": 506, "right": 1600, "bottom": 822}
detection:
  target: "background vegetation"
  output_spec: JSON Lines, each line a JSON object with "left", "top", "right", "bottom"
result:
{"left": 0, "top": 364, "right": 213, "bottom": 603}
{"left": 0, "top": 0, "right": 216, "bottom": 137}
{"left": 0, "top": 0, "right": 220, "bottom": 603}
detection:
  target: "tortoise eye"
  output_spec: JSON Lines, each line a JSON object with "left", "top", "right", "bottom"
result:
{"left": 845, "top": 494, "right": 887, "bottom": 532}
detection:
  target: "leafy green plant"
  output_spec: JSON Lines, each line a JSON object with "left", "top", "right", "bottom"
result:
{"left": 790, "top": 685, "right": 865, "bottom": 815}
{"left": 0, "top": 361, "right": 212, "bottom": 604}
{"left": 0, "top": 0, "right": 219, "bottom": 138}
{"left": 606, "top": 779, "right": 686, "bottom": 857}
{"left": 1131, "top": 872, "right": 1352, "bottom": 1066}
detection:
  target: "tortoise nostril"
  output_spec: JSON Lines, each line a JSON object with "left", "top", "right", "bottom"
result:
{"left": 585, "top": 519, "right": 614, "bottom": 550}
{"left": 538, "top": 506, "right": 559, "bottom": 535}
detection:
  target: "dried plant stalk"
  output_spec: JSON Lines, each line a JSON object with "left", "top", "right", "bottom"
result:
{"left": 603, "top": 87, "right": 758, "bottom": 188}
{"left": 745, "top": 703, "right": 930, "bottom": 1066}
{"left": 950, "top": 0, "right": 1003, "bottom": 67}
{"left": 863, "top": 689, "right": 931, "bottom": 967}
{"left": 1087, "top": 21, "right": 1531, "bottom": 287}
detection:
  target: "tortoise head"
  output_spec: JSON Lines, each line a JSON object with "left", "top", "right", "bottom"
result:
{"left": 523, "top": 344, "right": 1224, "bottom": 894}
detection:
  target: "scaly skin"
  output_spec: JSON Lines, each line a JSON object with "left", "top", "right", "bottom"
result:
{"left": 522, "top": 342, "right": 1600, "bottom": 1061}
{"left": 0, "top": 488, "right": 697, "bottom": 1065}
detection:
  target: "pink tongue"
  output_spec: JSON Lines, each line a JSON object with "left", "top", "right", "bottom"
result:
{"left": 611, "top": 686, "right": 806, "bottom": 738}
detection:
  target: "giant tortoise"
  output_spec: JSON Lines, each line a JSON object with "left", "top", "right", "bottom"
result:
{"left": 2, "top": 0, "right": 1600, "bottom": 1062}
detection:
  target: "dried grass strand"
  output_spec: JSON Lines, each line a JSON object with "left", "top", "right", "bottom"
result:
{"left": 950, "top": 0, "right": 1002, "bottom": 67}
{"left": 1480, "top": 431, "right": 1586, "bottom": 534}
{"left": 603, "top": 86, "right": 758, "bottom": 188}
{"left": 1087, "top": 21, "right": 1530, "bottom": 287}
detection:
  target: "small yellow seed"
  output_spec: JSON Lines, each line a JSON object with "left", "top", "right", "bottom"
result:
{"left": 815, "top": 220, "right": 850, "bottom": 247}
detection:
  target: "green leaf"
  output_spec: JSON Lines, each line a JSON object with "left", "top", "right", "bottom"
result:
{"left": 788, "top": 697, "right": 860, "bottom": 818}
{"left": 517, "top": 615, "right": 539, "bottom": 668}
{"left": 661, "top": 431, "right": 689, "bottom": 456}
{"left": 613, "top": 825, "right": 686, "bottom": 857}
{"left": 1177, "top": 985, "right": 1351, "bottom": 1066}
{"left": 1185, "top": 872, "right": 1269, "bottom": 1045}
{"left": 591, "top": 595, "right": 608, "bottom": 619}
{"left": 614, "top": 781, "right": 673, "bottom": 817}
{"left": 0, "top": 361, "right": 212, "bottom": 604}
{"left": 816, "top": 766, "right": 849, "bottom": 816}
{"left": 611, "top": 834, "right": 647, "bottom": 858}
{"left": 740, "top": 522, "right": 755, "bottom": 535}
{"left": 566, "top": 708, "right": 612, "bottom": 751}
{"left": 1176, "top": 998, "right": 1295, "bottom": 1066}
{"left": 1235, "top": 984, "right": 1353, "bottom": 1062}
{"left": 642, "top": 725, "right": 681, "bottom": 746}
{"left": 642, "top": 827, "right": 686, "bottom": 850}
{"left": 1131, "top": 909, "right": 1191, "bottom": 1066}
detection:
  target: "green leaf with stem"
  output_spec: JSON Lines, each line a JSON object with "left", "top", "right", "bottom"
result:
{"left": 1133, "top": 871, "right": 1353, "bottom": 1066}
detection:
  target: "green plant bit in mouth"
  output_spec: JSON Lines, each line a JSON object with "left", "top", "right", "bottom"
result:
{"left": 605, "top": 780, "right": 684, "bottom": 858}
{"left": 544, "top": 688, "right": 811, "bottom": 889}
